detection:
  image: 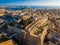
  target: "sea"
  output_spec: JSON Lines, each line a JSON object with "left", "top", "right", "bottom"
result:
{"left": 3, "top": 6, "right": 60, "bottom": 11}
{"left": 31, "top": 6, "right": 60, "bottom": 9}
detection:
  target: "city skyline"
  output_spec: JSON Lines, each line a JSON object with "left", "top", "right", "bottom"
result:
{"left": 0, "top": 0, "right": 60, "bottom": 6}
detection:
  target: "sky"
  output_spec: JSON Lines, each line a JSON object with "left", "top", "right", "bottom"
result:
{"left": 0, "top": 0, "right": 60, "bottom": 6}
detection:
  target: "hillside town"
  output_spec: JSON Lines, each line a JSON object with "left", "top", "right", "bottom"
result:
{"left": 0, "top": 6, "right": 60, "bottom": 45}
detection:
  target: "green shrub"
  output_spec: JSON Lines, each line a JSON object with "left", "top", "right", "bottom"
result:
{"left": 34, "top": 26, "right": 43, "bottom": 35}
{"left": 38, "top": 26, "right": 43, "bottom": 30}
{"left": 34, "top": 30, "right": 40, "bottom": 35}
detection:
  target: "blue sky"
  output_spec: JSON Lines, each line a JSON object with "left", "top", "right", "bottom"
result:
{"left": 0, "top": 0, "right": 60, "bottom": 6}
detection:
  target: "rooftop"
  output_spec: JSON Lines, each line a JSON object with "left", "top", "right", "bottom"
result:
{"left": 0, "top": 19, "right": 4, "bottom": 24}
{"left": 0, "top": 39, "right": 18, "bottom": 45}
